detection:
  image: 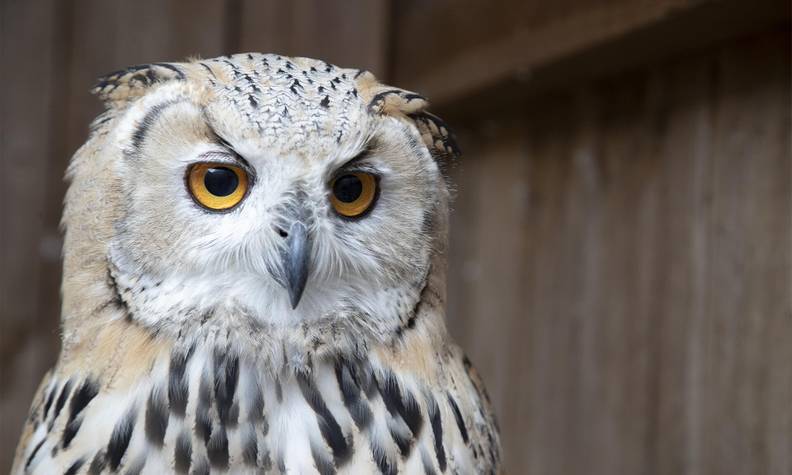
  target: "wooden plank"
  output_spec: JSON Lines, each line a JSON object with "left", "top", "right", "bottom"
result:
{"left": 0, "top": 0, "right": 63, "bottom": 471}
{"left": 391, "top": 0, "right": 790, "bottom": 108}
{"left": 524, "top": 83, "right": 659, "bottom": 475}
{"left": 238, "top": 0, "right": 389, "bottom": 76}
{"left": 446, "top": 124, "right": 530, "bottom": 458}
{"left": 0, "top": 0, "right": 58, "bottom": 351}
{"left": 393, "top": 0, "right": 699, "bottom": 101}
{"left": 64, "top": 0, "right": 230, "bottom": 157}
{"left": 643, "top": 54, "right": 713, "bottom": 475}
{"left": 445, "top": 29, "right": 791, "bottom": 473}
{"left": 701, "top": 31, "right": 791, "bottom": 475}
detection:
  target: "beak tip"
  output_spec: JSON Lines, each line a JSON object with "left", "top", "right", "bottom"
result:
{"left": 278, "top": 220, "right": 310, "bottom": 311}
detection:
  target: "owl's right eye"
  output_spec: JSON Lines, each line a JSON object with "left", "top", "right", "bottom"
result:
{"left": 187, "top": 163, "right": 249, "bottom": 211}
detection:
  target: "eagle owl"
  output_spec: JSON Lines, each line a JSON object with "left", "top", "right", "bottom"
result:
{"left": 13, "top": 54, "right": 501, "bottom": 474}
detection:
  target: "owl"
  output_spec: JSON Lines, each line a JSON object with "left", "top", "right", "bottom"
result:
{"left": 12, "top": 54, "right": 501, "bottom": 475}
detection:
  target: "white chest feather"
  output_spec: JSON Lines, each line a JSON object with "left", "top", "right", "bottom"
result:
{"left": 16, "top": 344, "right": 499, "bottom": 475}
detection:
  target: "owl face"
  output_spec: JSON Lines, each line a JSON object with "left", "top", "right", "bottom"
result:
{"left": 97, "top": 55, "right": 449, "bottom": 333}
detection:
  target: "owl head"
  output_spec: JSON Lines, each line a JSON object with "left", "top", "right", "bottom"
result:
{"left": 61, "top": 54, "right": 458, "bottom": 349}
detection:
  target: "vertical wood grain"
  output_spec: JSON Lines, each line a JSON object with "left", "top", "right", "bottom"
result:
{"left": 0, "top": 1, "right": 63, "bottom": 471}
{"left": 447, "top": 29, "right": 790, "bottom": 474}
{"left": 238, "top": 0, "right": 389, "bottom": 77}
{"left": 64, "top": 0, "right": 231, "bottom": 157}
{"left": 700, "top": 32, "right": 791, "bottom": 475}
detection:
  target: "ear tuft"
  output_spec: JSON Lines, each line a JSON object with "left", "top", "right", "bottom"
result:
{"left": 408, "top": 111, "right": 461, "bottom": 162}
{"left": 366, "top": 88, "right": 429, "bottom": 116}
{"left": 92, "top": 63, "right": 186, "bottom": 107}
{"left": 357, "top": 72, "right": 460, "bottom": 163}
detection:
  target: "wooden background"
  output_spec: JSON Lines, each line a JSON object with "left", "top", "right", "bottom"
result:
{"left": 1, "top": 0, "right": 790, "bottom": 473}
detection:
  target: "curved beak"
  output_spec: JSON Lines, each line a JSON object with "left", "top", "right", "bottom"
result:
{"left": 278, "top": 221, "right": 311, "bottom": 309}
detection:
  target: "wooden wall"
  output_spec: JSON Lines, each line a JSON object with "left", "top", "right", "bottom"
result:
{"left": 446, "top": 31, "right": 791, "bottom": 475}
{"left": 1, "top": 0, "right": 789, "bottom": 473}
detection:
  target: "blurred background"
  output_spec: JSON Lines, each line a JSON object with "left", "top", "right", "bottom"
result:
{"left": 1, "top": 0, "right": 790, "bottom": 473}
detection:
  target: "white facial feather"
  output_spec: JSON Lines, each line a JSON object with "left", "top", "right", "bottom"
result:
{"left": 103, "top": 73, "right": 441, "bottom": 343}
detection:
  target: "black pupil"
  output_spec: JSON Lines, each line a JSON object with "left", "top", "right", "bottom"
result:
{"left": 204, "top": 167, "right": 239, "bottom": 197}
{"left": 333, "top": 174, "right": 363, "bottom": 203}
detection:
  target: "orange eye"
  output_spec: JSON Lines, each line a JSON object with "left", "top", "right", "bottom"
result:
{"left": 187, "top": 163, "right": 249, "bottom": 211}
{"left": 329, "top": 172, "right": 378, "bottom": 218}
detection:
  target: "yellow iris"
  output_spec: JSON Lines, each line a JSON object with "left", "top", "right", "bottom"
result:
{"left": 329, "top": 172, "right": 378, "bottom": 218}
{"left": 187, "top": 163, "right": 249, "bottom": 211}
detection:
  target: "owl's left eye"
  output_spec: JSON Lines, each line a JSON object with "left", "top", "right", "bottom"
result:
{"left": 330, "top": 172, "right": 378, "bottom": 218}
{"left": 187, "top": 163, "right": 249, "bottom": 211}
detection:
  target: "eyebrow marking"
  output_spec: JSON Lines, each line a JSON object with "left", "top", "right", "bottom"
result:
{"left": 128, "top": 98, "right": 188, "bottom": 157}
{"left": 201, "top": 113, "right": 247, "bottom": 161}
{"left": 190, "top": 111, "right": 256, "bottom": 176}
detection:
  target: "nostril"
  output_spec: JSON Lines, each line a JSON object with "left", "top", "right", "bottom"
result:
{"left": 275, "top": 226, "right": 289, "bottom": 238}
